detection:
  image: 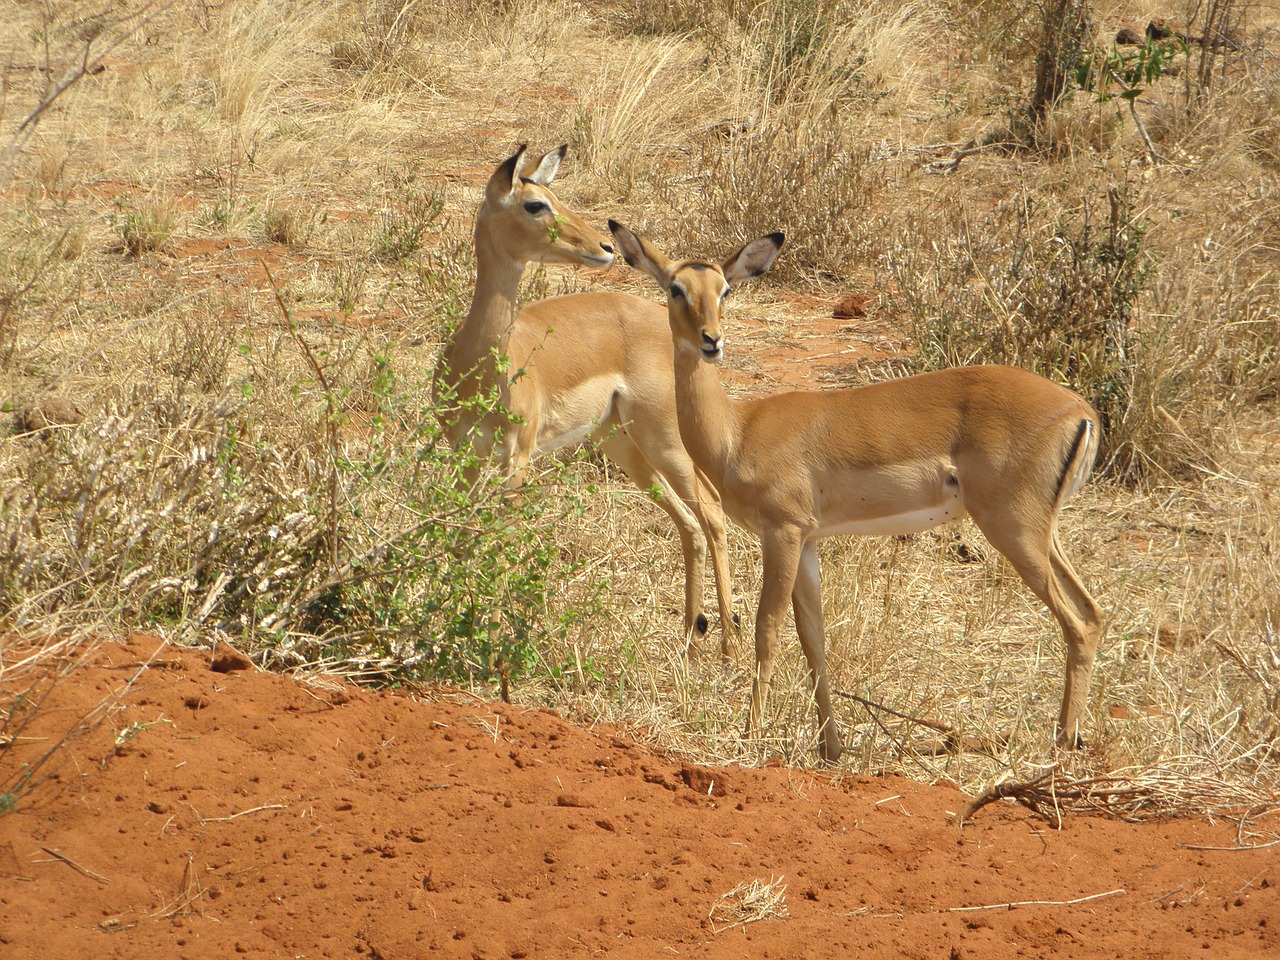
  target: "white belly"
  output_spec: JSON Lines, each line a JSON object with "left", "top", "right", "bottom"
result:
{"left": 532, "top": 377, "right": 618, "bottom": 455}
{"left": 535, "top": 418, "right": 600, "bottom": 454}
{"left": 817, "top": 496, "right": 966, "bottom": 538}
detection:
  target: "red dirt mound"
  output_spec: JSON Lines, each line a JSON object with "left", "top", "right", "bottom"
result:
{"left": 1, "top": 634, "right": 1274, "bottom": 959}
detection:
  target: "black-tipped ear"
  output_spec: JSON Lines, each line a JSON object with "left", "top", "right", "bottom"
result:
{"left": 607, "top": 220, "right": 640, "bottom": 269}
{"left": 527, "top": 145, "right": 566, "bottom": 186}
{"left": 723, "top": 232, "right": 783, "bottom": 285}
{"left": 608, "top": 220, "right": 670, "bottom": 285}
{"left": 493, "top": 144, "right": 527, "bottom": 197}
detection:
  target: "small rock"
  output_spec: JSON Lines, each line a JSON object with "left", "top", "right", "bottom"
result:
{"left": 210, "top": 645, "right": 254, "bottom": 673}
{"left": 832, "top": 293, "right": 870, "bottom": 319}
{"left": 16, "top": 396, "right": 83, "bottom": 434}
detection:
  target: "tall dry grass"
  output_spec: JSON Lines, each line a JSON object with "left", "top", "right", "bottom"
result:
{"left": 650, "top": 0, "right": 932, "bottom": 279}
{"left": 1, "top": 0, "right": 1278, "bottom": 815}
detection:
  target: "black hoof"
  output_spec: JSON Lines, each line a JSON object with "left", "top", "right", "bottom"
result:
{"left": 695, "top": 613, "right": 709, "bottom": 635}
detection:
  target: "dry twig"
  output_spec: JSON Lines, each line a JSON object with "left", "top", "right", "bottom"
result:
{"left": 38, "top": 846, "right": 110, "bottom": 884}
{"left": 947, "top": 888, "right": 1126, "bottom": 912}
{"left": 197, "top": 803, "right": 287, "bottom": 824}
{"left": 151, "top": 855, "right": 204, "bottom": 920}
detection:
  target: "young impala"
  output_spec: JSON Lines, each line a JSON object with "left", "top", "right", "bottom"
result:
{"left": 433, "top": 146, "right": 737, "bottom": 653}
{"left": 609, "top": 220, "right": 1105, "bottom": 763}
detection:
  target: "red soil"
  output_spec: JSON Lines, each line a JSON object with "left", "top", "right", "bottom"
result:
{"left": 2, "top": 633, "right": 1275, "bottom": 959}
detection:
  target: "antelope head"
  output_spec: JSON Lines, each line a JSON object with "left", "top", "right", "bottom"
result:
{"left": 607, "top": 220, "right": 783, "bottom": 364}
{"left": 477, "top": 145, "right": 614, "bottom": 270}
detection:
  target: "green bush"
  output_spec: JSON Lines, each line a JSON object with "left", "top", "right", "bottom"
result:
{"left": 887, "top": 185, "right": 1165, "bottom": 481}
{"left": 0, "top": 334, "right": 596, "bottom": 691}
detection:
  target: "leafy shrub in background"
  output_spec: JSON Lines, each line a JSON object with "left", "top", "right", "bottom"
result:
{"left": 0, "top": 335, "right": 598, "bottom": 691}
{"left": 888, "top": 185, "right": 1187, "bottom": 482}
{"left": 660, "top": 0, "right": 919, "bottom": 280}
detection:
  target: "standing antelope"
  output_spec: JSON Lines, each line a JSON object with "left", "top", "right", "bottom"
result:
{"left": 433, "top": 146, "right": 737, "bottom": 653}
{"left": 608, "top": 220, "right": 1104, "bottom": 763}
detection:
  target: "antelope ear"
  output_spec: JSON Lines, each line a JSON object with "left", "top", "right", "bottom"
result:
{"left": 525, "top": 145, "right": 566, "bottom": 186}
{"left": 608, "top": 221, "right": 671, "bottom": 286}
{"left": 490, "top": 144, "right": 528, "bottom": 201}
{"left": 723, "top": 232, "right": 784, "bottom": 284}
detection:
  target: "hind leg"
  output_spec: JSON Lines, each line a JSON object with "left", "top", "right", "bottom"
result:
{"left": 971, "top": 509, "right": 1103, "bottom": 747}
{"left": 1047, "top": 533, "right": 1103, "bottom": 743}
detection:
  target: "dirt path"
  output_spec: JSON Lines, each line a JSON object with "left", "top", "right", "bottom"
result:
{"left": 1, "top": 634, "right": 1274, "bottom": 959}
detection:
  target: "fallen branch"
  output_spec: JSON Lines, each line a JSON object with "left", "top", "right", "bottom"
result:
{"left": 833, "top": 688, "right": 1008, "bottom": 756}
{"left": 957, "top": 762, "right": 1280, "bottom": 827}
{"left": 955, "top": 770, "right": 1059, "bottom": 827}
{"left": 923, "top": 139, "right": 1009, "bottom": 175}
{"left": 197, "top": 803, "right": 286, "bottom": 824}
{"left": 39, "top": 846, "right": 110, "bottom": 884}
{"left": 948, "top": 888, "right": 1126, "bottom": 912}
{"left": 834, "top": 688, "right": 954, "bottom": 734}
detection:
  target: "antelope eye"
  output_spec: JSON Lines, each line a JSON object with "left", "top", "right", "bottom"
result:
{"left": 524, "top": 201, "right": 548, "bottom": 215}
{"left": 720, "top": 288, "right": 730, "bottom": 301}
{"left": 668, "top": 284, "right": 683, "bottom": 299}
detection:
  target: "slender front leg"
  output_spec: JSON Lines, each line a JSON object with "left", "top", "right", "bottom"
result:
{"left": 792, "top": 541, "right": 842, "bottom": 763}
{"left": 748, "top": 528, "right": 804, "bottom": 743}
{"left": 692, "top": 470, "right": 738, "bottom": 660}
{"left": 501, "top": 418, "right": 540, "bottom": 489}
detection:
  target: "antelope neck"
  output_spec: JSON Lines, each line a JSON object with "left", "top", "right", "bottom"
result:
{"left": 449, "top": 225, "right": 526, "bottom": 377}
{"left": 671, "top": 343, "right": 740, "bottom": 491}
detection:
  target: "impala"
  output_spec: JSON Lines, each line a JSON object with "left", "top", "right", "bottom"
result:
{"left": 433, "top": 146, "right": 737, "bottom": 653}
{"left": 609, "top": 220, "right": 1105, "bottom": 763}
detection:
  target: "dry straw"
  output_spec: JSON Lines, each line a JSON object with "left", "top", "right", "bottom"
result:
{"left": 709, "top": 875, "right": 789, "bottom": 933}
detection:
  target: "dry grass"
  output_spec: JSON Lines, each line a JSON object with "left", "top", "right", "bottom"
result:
{"left": 708, "top": 875, "right": 789, "bottom": 932}
{"left": 1, "top": 0, "right": 1279, "bottom": 819}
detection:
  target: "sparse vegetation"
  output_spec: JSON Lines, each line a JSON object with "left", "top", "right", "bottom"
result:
{"left": 0, "top": 309, "right": 599, "bottom": 690}
{"left": 1, "top": 0, "right": 1277, "bottom": 819}
{"left": 369, "top": 175, "right": 445, "bottom": 263}
{"left": 118, "top": 201, "right": 178, "bottom": 256}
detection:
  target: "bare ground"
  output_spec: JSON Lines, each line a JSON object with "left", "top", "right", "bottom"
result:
{"left": 2, "top": 633, "right": 1275, "bottom": 959}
